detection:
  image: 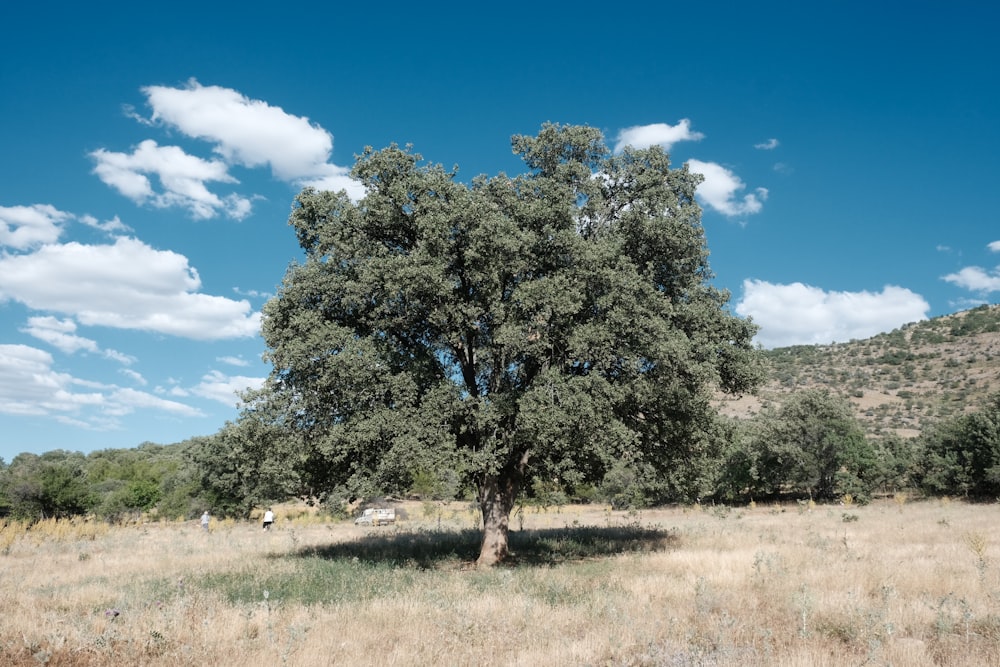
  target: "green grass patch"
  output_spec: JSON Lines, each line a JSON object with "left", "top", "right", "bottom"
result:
{"left": 200, "top": 557, "right": 421, "bottom": 606}
{"left": 294, "top": 523, "right": 674, "bottom": 567}
{"left": 195, "top": 523, "right": 673, "bottom": 606}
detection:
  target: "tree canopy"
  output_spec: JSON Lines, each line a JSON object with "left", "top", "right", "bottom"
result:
{"left": 257, "top": 123, "right": 763, "bottom": 565}
{"left": 919, "top": 392, "right": 1000, "bottom": 498}
{"left": 720, "top": 389, "right": 877, "bottom": 502}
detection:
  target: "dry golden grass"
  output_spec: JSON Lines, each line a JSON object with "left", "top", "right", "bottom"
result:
{"left": 3, "top": 499, "right": 1000, "bottom": 666}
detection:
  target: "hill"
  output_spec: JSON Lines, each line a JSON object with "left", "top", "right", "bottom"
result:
{"left": 717, "top": 303, "right": 1000, "bottom": 438}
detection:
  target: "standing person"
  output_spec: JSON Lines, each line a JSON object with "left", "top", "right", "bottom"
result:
{"left": 262, "top": 507, "right": 274, "bottom": 531}
{"left": 201, "top": 510, "right": 210, "bottom": 532}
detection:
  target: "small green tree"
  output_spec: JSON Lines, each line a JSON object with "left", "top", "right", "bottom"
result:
{"left": 868, "top": 432, "right": 920, "bottom": 495}
{"left": 256, "top": 123, "right": 762, "bottom": 565}
{"left": 920, "top": 393, "right": 1000, "bottom": 498}
{"left": 3, "top": 452, "right": 94, "bottom": 520}
{"left": 749, "top": 390, "right": 876, "bottom": 501}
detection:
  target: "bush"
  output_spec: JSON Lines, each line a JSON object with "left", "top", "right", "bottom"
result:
{"left": 598, "top": 462, "right": 652, "bottom": 510}
{"left": 919, "top": 393, "right": 1000, "bottom": 498}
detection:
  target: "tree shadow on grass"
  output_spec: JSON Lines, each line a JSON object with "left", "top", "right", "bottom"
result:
{"left": 291, "top": 523, "right": 678, "bottom": 568}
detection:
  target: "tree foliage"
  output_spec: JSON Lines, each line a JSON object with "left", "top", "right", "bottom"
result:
{"left": 0, "top": 451, "right": 94, "bottom": 520}
{"left": 257, "top": 123, "right": 762, "bottom": 564}
{"left": 0, "top": 441, "right": 210, "bottom": 523}
{"left": 720, "top": 390, "right": 877, "bottom": 501}
{"left": 919, "top": 393, "right": 1000, "bottom": 498}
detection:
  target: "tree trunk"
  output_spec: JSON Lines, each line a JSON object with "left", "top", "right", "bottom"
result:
{"left": 476, "top": 476, "right": 516, "bottom": 567}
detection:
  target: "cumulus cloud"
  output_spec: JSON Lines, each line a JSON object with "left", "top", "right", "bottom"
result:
{"left": 217, "top": 355, "right": 250, "bottom": 367}
{"left": 0, "top": 345, "right": 103, "bottom": 416}
{"left": 614, "top": 119, "right": 704, "bottom": 153}
{"left": 0, "top": 344, "right": 201, "bottom": 425}
{"left": 21, "top": 316, "right": 99, "bottom": 355}
{"left": 988, "top": 240, "right": 1000, "bottom": 253}
{"left": 754, "top": 138, "right": 780, "bottom": 150}
{"left": 0, "top": 204, "right": 73, "bottom": 250}
{"left": 21, "top": 316, "right": 136, "bottom": 365}
{"left": 128, "top": 79, "right": 363, "bottom": 201}
{"left": 145, "top": 80, "right": 332, "bottom": 180}
{"left": 190, "top": 369, "right": 265, "bottom": 406}
{"left": 942, "top": 266, "right": 1000, "bottom": 293}
{"left": 91, "top": 140, "right": 251, "bottom": 220}
{"left": 0, "top": 237, "right": 260, "bottom": 340}
{"left": 736, "top": 279, "right": 930, "bottom": 348}
{"left": 686, "top": 159, "right": 768, "bottom": 217}
{"left": 105, "top": 387, "right": 203, "bottom": 417}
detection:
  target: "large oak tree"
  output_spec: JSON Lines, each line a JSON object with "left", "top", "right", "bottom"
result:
{"left": 258, "top": 124, "right": 762, "bottom": 565}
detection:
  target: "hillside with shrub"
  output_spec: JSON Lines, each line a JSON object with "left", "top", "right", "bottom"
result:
{"left": 718, "top": 303, "right": 1000, "bottom": 438}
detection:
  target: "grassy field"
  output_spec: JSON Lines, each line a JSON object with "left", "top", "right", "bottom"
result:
{"left": 2, "top": 498, "right": 999, "bottom": 666}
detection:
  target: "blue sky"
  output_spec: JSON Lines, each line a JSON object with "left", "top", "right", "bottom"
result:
{"left": 2, "top": 1, "right": 999, "bottom": 461}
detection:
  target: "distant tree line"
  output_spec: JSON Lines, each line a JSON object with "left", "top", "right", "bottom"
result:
{"left": 0, "top": 439, "right": 239, "bottom": 522}
{"left": 3, "top": 389, "right": 1000, "bottom": 522}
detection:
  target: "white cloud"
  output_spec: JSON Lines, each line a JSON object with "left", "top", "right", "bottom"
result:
{"left": 91, "top": 139, "right": 251, "bottom": 220}
{"left": 156, "top": 379, "right": 191, "bottom": 398}
{"left": 0, "top": 344, "right": 201, "bottom": 427}
{"left": 20, "top": 315, "right": 136, "bottom": 365}
{"left": 614, "top": 119, "right": 704, "bottom": 153}
{"left": 217, "top": 355, "right": 250, "bottom": 367}
{"left": 0, "top": 204, "right": 73, "bottom": 250}
{"left": 104, "top": 349, "right": 137, "bottom": 365}
{"left": 298, "top": 163, "right": 365, "bottom": 199}
{"left": 942, "top": 266, "right": 1000, "bottom": 293}
{"left": 21, "top": 316, "right": 99, "bottom": 355}
{"left": 190, "top": 369, "right": 265, "bottom": 406}
{"left": 686, "top": 159, "right": 767, "bottom": 217}
{"left": 140, "top": 79, "right": 364, "bottom": 199}
{"left": 95, "top": 81, "right": 367, "bottom": 213}
{"left": 0, "top": 345, "right": 103, "bottom": 416}
{"left": 120, "top": 368, "right": 147, "bottom": 386}
{"left": 144, "top": 80, "right": 329, "bottom": 179}
{"left": 80, "top": 214, "right": 132, "bottom": 235}
{"left": 988, "top": 240, "right": 1000, "bottom": 253}
{"left": 233, "top": 286, "right": 271, "bottom": 299}
{"left": 736, "top": 279, "right": 930, "bottom": 348}
{"left": 754, "top": 138, "right": 780, "bottom": 150}
{"left": 0, "top": 237, "right": 261, "bottom": 340}
{"left": 106, "top": 387, "right": 202, "bottom": 417}
{"left": 772, "top": 162, "right": 792, "bottom": 174}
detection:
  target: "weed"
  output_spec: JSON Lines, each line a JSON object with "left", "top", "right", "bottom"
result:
{"left": 894, "top": 491, "right": 908, "bottom": 508}
{"left": 711, "top": 504, "right": 732, "bottom": 519}
{"left": 751, "top": 550, "right": 785, "bottom": 584}
{"left": 964, "top": 531, "right": 989, "bottom": 585}
{"left": 793, "top": 584, "right": 814, "bottom": 638}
